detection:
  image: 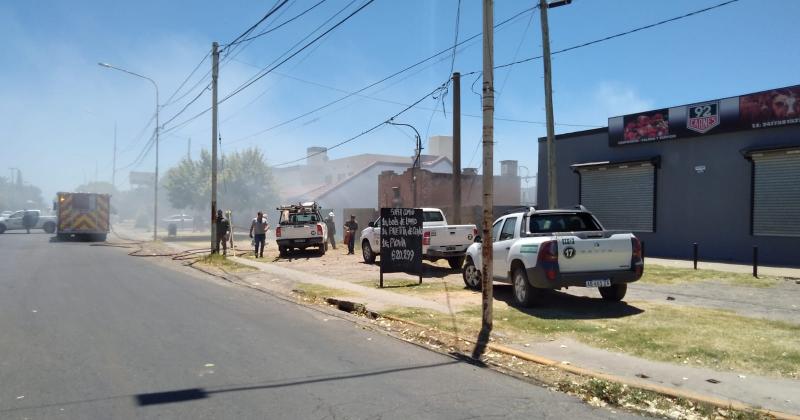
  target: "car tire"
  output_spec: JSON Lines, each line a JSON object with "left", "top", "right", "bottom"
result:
{"left": 447, "top": 256, "right": 465, "bottom": 270}
{"left": 43, "top": 222, "right": 56, "bottom": 234}
{"left": 362, "top": 240, "right": 376, "bottom": 264}
{"left": 599, "top": 283, "right": 627, "bottom": 301}
{"left": 462, "top": 257, "right": 481, "bottom": 290}
{"left": 279, "top": 246, "right": 288, "bottom": 257}
{"left": 0, "top": 224, "right": 6, "bottom": 234}
{"left": 319, "top": 244, "right": 326, "bottom": 256}
{"left": 512, "top": 266, "right": 537, "bottom": 308}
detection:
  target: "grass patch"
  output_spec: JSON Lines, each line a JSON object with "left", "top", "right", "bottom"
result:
{"left": 384, "top": 302, "right": 800, "bottom": 378}
{"left": 197, "top": 253, "right": 257, "bottom": 273}
{"left": 294, "top": 282, "right": 357, "bottom": 298}
{"left": 641, "top": 264, "right": 783, "bottom": 288}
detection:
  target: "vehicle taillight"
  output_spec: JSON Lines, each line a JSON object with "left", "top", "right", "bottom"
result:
{"left": 631, "top": 237, "right": 642, "bottom": 259}
{"left": 538, "top": 240, "right": 558, "bottom": 263}
{"left": 276, "top": 227, "right": 282, "bottom": 238}
{"left": 473, "top": 227, "right": 478, "bottom": 237}
{"left": 423, "top": 231, "right": 431, "bottom": 246}
{"left": 316, "top": 224, "right": 323, "bottom": 236}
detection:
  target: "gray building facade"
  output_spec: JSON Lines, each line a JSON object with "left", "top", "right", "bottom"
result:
{"left": 538, "top": 85, "right": 800, "bottom": 266}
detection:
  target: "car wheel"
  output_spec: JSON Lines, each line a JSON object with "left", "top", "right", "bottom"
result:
{"left": 319, "top": 244, "right": 326, "bottom": 256}
{"left": 43, "top": 222, "right": 56, "bottom": 234}
{"left": 599, "top": 283, "right": 627, "bottom": 301}
{"left": 462, "top": 257, "right": 481, "bottom": 290}
{"left": 512, "top": 266, "right": 536, "bottom": 307}
{"left": 0, "top": 224, "right": 6, "bottom": 234}
{"left": 362, "top": 240, "right": 376, "bottom": 264}
{"left": 279, "top": 246, "right": 287, "bottom": 257}
{"left": 447, "top": 256, "right": 465, "bottom": 270}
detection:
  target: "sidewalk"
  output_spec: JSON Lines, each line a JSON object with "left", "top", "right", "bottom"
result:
{"left": 227, "top": 256, "right": 799, "bottom": 415}
{"left": 646, "top": 257, "right": 800, "bottom": 278}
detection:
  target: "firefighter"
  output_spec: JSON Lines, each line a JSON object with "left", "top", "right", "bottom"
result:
{"left": 214, "top": 209, "right": 230, "bottom": 255}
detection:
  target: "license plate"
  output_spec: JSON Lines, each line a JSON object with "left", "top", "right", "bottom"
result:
{"left": 295, "top": 239, "right": 306, "bottom": 243}
{"left": 446, "top": 246, "right": 456, "bottom": 251}
{"left": 586, "top": 279, "right": 611, "bottom": 287}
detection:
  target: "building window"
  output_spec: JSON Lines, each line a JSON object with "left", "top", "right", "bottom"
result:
{"left": 750, "top": 149, "right": 800, "bottom": 237}
{"left": 574, "top": 161, "right": 657, "bottom": 232}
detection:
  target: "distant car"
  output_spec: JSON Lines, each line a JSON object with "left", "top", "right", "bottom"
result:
{"left": 162, "top": 214, "right": 193, "bottom": 229}
{"left": 0, "top": 210, "right": 57, "bottom": 234}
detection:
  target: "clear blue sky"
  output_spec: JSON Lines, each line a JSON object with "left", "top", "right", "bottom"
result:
{"left": 2, "top": 0, "right": 798, "bottom": 199}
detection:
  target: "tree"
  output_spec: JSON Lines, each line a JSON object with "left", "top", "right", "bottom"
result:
{"left": 74, "top": 181, "right": 119, "bottom": 196}
{"left": 0, "top": 176, "right": 45, "bottom": 211}
{"left": 162, "top": 147, "right": 279, "bottom": 220}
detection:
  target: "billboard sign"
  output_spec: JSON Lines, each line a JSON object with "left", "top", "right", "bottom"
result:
{"left": 609, "top": 84, "right": 800, "bottom": 146}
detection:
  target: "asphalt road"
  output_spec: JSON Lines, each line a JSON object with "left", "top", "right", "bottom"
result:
{"left": 0, "top": 233, "right": 639, "bottom": 419}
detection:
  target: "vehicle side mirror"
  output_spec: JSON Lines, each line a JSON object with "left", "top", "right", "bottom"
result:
{"left": 368, "top": 222, "right": 375, "bottom": 228}
{"left": 474, "top": 235, "right": 482, "bottom": 243}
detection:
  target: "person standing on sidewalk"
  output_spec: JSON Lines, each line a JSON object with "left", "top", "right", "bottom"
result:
{"left": 214, "top": 209, "right": 230, "bottom": 256}
{"left": 324, "top": 212, "right": 337, "bottom": 250}
{"left": 249, "top": 211, "right": 270, "bottom": 258}
{"left": 344, "top": 214, "right": 358, "bottom": 255}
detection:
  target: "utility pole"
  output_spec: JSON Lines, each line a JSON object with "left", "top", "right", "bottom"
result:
{"left": 210, "top": 41, "right": 220, "bottom": 253}
{"left": 475, "top": 0, "right": 495, "bottom": 359}
{"left": 540, "top": 0, "right": 567, "bottom": 209}
{"left": 187, "top": 138, "right": 192, "bottom": 160}
{"left": 452, "top": 72, "right": 462, "bottom": 224}
{"left": 112, "top": 122, "right": 117, "bottom": 189}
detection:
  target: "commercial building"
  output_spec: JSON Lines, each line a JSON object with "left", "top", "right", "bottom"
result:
{"left": 538, "top": 84, "right": 800, "bottom": 266}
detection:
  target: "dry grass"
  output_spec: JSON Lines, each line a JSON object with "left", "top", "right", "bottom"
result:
{"left": 197, "top": 253, "right": 257, "bottom": 273}
{"left": 294, "top": 282, "right": 358, "bottom": 298}
{"left": 385, "top": 302, "right": 800, "bottom": 378}
{"left": 640, "top": 264, "right": 784, "bottom": 288}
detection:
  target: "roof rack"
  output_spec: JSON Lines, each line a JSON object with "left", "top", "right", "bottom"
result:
{"left": 502, "top": 206, "right": 536, "bottom": 215}
{"left": 276, "top": 201, "right": 321, "bottom": 212}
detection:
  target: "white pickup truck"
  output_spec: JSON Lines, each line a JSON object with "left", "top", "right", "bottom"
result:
{"left": 0, "top": 210, "right": 57, "bottom": 234}
{"left": 463, "top": 206, "right": 643, "bottom": 307}
{"left": 275, "top": 202, "right": 329, "bottom": 257}
{"left": 360, "top": 208, "right": 478, "bottom": 269}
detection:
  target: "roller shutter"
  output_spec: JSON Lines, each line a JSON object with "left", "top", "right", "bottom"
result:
{"left": 752, "top": 150, "right": 800, "bottom": 237}
{"left": 578, "top": 162, "right": 656, "bottom": 232}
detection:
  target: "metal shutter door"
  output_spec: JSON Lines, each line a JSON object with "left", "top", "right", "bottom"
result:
{"left": 752, "top": 151, "right": 800, "bottom": 237}
{"left": 579, "top": 164, "right": 655, "bottom": 232}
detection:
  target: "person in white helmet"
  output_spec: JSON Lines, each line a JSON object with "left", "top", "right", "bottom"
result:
{"left": 324, "top": 212, "right": 337, "bottom": 250}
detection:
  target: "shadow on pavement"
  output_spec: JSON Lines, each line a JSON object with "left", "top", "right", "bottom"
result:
{"left": 493, "top": 284, "right": 644, "bottom": 320}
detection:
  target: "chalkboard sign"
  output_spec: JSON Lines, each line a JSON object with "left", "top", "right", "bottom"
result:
{"left": 379, "top": 207, "right": 423, "bottom": 287}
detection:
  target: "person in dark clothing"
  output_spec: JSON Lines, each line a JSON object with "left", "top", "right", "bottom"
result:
{"left": 249, "top": 211, "right": 269, "bottom": 258}
{"left": 324, "top": 212, "right": 337, "bottom": 250}
{"left": 344, "top": 215, "right": 358, "bottom": 255}
{"left": 215, "top": 209, "right": 230, "bottom": 255}
{"left": 22, "top": 210, "right": 35, "bottom": 234}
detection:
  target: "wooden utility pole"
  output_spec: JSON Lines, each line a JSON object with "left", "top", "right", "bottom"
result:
{"left": 475, "top": 0, "right": 495, "bottom": 358}
{"left": 540, "top": 0, "right": 558, "bottom": 209}
{"left": 210, "top": 42, "right": 220, "bottom": 252}
{"left": 452, "top": 72, "right": 462, "bottom": 224}
{"left": 112, "top": 122, "right": 117, "bottom": 189}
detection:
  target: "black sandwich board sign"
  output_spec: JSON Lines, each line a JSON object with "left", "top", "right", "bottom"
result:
{"left": 379, "top": 207, "right": 423, "bottom": 288}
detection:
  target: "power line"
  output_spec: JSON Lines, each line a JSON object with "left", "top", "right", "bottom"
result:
{"left": 161, "top": 0, "right": 375, "bottom": 135}
{"left": 272, "top": 81, "right": 448, "bottom": 167}
{"left": 494, "top": 0, "right": 741, "bottom": 70}
{"left": 220, "top": 0, "right": 290, "bottom": 51}
{"left": 120, "top": 113, "right": 156, "bottom": 153}
{"left": 162, "top": 53, "right": 210, "bottom": 107}
{"left": 223, "top": 5, "right": 536, "bottom": 143}
{"left": 235, "top": 0, "right": 329, "bottom": 44}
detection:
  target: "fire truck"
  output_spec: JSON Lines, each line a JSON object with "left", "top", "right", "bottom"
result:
{"left": 54, "top": 192, "right": 111, "bottom": 241}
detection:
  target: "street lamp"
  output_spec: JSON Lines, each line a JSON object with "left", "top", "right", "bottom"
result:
{"left": 387, "top": 120, "right": 422, "bottom": 207}
{"left": 98, "top": 62, "right": 160, "bottom": 241}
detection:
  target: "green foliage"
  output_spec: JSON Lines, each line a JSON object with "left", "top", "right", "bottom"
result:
{"left": 0, "top": 176, "right": 45, "bottom": 211}
{"left": 162, "top": 147, "right": 279, "bottom": 218}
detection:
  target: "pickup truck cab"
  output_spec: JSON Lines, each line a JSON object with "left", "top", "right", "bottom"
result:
{"left": 0, "top": 210, "right": 56, "bottom": 234}
{"left": 360, "top": 208, "right": 477, "bottom": 269}
{"left": 463, "top": 206, "right": 643, "bottom": 307}
{"left": 275, "top": 202, "right": 328, "bottom": 257}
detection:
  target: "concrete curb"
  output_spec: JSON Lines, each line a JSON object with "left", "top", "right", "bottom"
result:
{"left": 373, "top": 313, "right": 799, "bottom": 420}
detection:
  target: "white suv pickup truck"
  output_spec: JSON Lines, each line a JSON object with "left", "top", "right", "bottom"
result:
{"left": 360, "top": 208, "right": 477, "bottom": 269}
{"left": 275, "top": 202, "right": 329, "bottom": 257}
{"left": 463, "top": 206, "right": 643, "bottom": 307}
{"left": 0, "top": 210, "right": 57, "bottom": 234}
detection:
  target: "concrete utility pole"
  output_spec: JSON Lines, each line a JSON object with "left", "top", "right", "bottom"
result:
{"left": 187, "top": 138, "right": 192, "bottom": 161}
{"left": 452, "top": 72, "right": 462, "bottom": 224}
{"left": 540, "top": 0, "right": 570, "bottom": 208}
{"left": 98, "top": 62, "right": 159, "bottom": 240}
{"left": 210, "top": 42, "right": 220, "bottom": 253}
{"left": 475, "top": 0, "right": 495, "bottom": 358}
{"left": 112, "top": 122, "right": 117, "bottom": 189}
